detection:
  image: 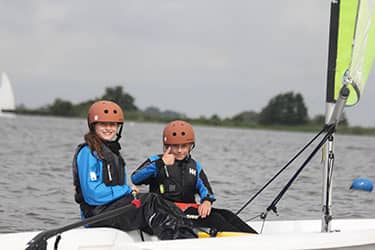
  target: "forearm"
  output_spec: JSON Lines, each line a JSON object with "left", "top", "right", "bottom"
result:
{"left": 82, "top": 181, "right": 131, "bottom": 205}
{"left": 131, "top": 161, "right": 158, "bottom": 184}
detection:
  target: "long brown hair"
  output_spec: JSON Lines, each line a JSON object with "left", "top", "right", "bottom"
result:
{"left": 84, "top": 131, "right": 104, "bottom": 159}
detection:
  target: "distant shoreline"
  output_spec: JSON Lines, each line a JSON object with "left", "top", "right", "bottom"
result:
{"left": 7, "top": 110, "right": 375, "bottom": 137}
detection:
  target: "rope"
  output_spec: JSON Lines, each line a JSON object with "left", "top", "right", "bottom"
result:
{"left": 235, "top": 125, "right": 328, "bottom": 215}
{"left": 266, "top": 130, "right": 331, "bottom": 214}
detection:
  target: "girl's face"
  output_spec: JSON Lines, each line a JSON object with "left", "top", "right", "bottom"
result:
{"left": 164, "top": 143, "right": 193, "bottom": 160}
{"left": 95, "top": 122, "right": 119, "bottom": 141}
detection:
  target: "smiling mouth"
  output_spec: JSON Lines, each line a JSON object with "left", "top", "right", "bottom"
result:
{"left": 102, "top": 131, "right": 114, "bottom": 136}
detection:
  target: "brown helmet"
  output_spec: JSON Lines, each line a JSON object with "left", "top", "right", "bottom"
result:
{"left": 163, "top": 120, "right": 195, "bottom": 145}
{"left": 87, "top": 100, "right": 124, "bottom": 129}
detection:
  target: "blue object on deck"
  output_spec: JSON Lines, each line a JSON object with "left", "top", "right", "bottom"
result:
{"left": 350, "top": 178, "right": 373, "bottom": 192}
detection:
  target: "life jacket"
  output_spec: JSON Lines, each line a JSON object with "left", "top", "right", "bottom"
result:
{"left": 148, "top": 155, "right": 202, "bottom": 203}
{"left": 72, "top": 142, "right": 126, "bottom": 217}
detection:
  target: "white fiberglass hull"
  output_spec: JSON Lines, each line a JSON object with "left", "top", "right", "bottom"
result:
{"left": 2, "top": 219, "right": 375, "bottom": 250}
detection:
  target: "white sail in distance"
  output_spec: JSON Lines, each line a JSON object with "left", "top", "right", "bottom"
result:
{"left": 0, "top": 72, "right": 16, "bottom": 111}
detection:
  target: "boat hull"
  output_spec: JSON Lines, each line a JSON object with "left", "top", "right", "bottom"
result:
{"left": 2, "top": 219, "right": 375, "bottom": 250}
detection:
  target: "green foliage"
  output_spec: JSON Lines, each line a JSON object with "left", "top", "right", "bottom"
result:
{"left": 74, "top": 100, "right": 95, "bottom": 117}
{"left": 142, "top": 106, "right": 186, "bottom": 121}
{"left": 144, "top": 106, "right": 161, "bottom": 116}
{"left": 259, "top": 92, "right": 308, "bottom": 125}
{"left": 101, "top": 86, "right": 138, "bottom": 111}
{"left": 207, "top": 114, "right": 221, "bottom": 125}
{"left": 47, "top": 98, "right": 76, "bottom": 116}
{"left": 339, "top": 112, "right": 349, "bottom": 126}
{"left": 231, "top": 111, "right": 259, "bottom": 125}
{"left": 16, "top": 86, "right": 374, "bottom": 136}
{"left": 311, "top": 113, "right": 349, "bottom": 126}
{"left": 311, "top": 114, "right": 325, "bottom": 125}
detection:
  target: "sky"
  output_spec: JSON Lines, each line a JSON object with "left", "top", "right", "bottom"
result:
{"left": 1, "top": 0, "right": 375, "bottom": 126}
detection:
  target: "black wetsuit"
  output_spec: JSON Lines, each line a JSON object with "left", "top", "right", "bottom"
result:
{"left": 131, "top": 154, "right": 257, "bottom": 234}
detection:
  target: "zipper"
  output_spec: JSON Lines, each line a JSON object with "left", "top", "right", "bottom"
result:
{"left": 181, "top": 162, "right": 185, "bottom": 199}
{"left": 107, "top": 163, "right": 112, "bottom": 182}
{"left": 164, "top": 165, "right": 170, "bottom": 178}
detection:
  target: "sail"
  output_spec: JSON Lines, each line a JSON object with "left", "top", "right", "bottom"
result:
{"left": 321, "top": 0, "right": 375, "bottom": 233}
{"left": 326, "top": 0, "right": 375, "bottom": 106}
{"left": 0, "top": 72, "right": 16, "bottom": 111}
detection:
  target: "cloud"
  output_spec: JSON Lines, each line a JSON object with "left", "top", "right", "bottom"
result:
{"left": 1, "top": 0, "right": 374, "bottom": 126}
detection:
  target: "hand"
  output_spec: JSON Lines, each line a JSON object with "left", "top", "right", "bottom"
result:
{"left": 131, "top": 184, "right": 139, "bottom": 193}
{"left": 162, "top": 146, "right": 175, "bottom": 166}
{"left": 198, "top": 200, "right": 212, "bottom": 218}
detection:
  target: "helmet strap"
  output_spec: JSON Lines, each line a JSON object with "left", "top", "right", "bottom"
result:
{"left": 89, "top": 123, "right": 95, "bottom": 132}
{"left": 115, "top": 124, "right": 124, "bottom": 142}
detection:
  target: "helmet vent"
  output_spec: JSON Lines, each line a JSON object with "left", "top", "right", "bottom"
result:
{"left": 104, "top": 109, "right": 109, "bottom": 114}
{"left": 113, "top": 110, "right": 117, "bottom": 114}
{"left": 172, "top": 132, "right": 177, "bottom": 136}
{"left": 181, "top": 132, "right": 186, "bottom": 136}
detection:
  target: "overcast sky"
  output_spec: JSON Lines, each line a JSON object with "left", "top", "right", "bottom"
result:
{"left": 1, "top": 0, "right": 375, "bottom": 126}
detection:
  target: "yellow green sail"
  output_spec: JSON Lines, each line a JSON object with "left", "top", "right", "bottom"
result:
{"left": 327, "top": 0, "right": 375, "bottom": 106}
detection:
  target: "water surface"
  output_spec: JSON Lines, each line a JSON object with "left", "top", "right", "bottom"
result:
{"left": 1, "top": 115, "right": 374, "bottom": 233}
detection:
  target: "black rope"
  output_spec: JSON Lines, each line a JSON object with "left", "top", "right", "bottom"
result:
{"left": 139, "top": 230, "right": 145, "bottom": 241}
{"left": 245, "top": 213, "right": 264, "bottom": 222}
{"left": 53, "top": 235, "right": 61, "bottom": 250}
{"left": 25, "top": 203, "right": 136, "bottom": 250}
{"left": 265, "top": 125, "right": 334, "bottom": 215}
{"left": 235, "top": 125, "right": 328, "bottom": 216}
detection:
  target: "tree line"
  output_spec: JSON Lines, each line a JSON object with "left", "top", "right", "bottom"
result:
{"left": 15, "top": 86, "right": 348, "bottom": 127}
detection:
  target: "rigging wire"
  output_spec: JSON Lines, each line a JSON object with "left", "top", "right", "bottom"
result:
{"left": 235, "top": 125, "right": 328, "bottom": 216}
{"left": 265, "top": 127, "right": 333, "bottom": 216}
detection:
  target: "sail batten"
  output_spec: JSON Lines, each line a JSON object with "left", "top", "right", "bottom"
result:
{"left": 326, "top": 0, "right": 340, "bottom": 104}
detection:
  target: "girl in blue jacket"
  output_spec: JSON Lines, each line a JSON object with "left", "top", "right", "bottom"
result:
{"left": 72, "top": 101, "right": 196, "bottom": 240}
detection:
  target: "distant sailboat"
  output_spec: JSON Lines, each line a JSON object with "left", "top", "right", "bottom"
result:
{"left": 0, "top": 72, "right": 16, "bottom": 114}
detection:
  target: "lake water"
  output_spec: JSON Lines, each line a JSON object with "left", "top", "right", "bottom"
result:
{"left": 0, "top": 115, "right": 374, "bottom": 233}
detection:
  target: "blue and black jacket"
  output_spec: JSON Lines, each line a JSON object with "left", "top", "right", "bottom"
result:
{"left": 131, "top": 155, "right": 216, "bottom": 204}
{"left": 72, "top": 143, "right": 132, "bottom": 217}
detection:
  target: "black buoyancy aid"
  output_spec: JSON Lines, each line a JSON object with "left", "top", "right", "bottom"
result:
{"left": 72, "top": 143, "right": 87, "bottom": 206}
{"left": 72, "top": 142, "right": 126, "bottom": 217}
{"left": 100, "top": 142, "right": 125, "bottom": 186}
{"left": 149, "top": 156, "right": 201, "bottom": 203}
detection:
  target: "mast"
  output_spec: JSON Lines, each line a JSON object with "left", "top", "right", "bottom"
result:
{"left": 322, "top": 0, "right": 375, "bottom": 232}
{"left": 322, "top": 0, "right": 340, "bottom": 233}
